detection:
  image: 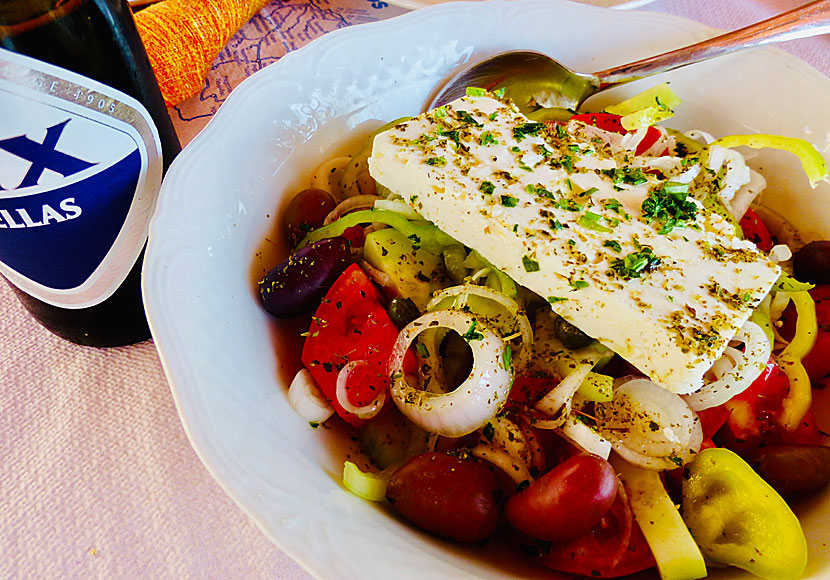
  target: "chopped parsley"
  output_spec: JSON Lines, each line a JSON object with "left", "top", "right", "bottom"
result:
{"left": 461, "top": 320, "right": 484, "bottom": 342}
{"left": 547, "top": 296, "right": 568, "bottom": 303}
{"left": 500, "top": 195, "right": 519, "bottom": 207}
{"left": 578, "top": 211, "right": 614, "bottom": 233}
{"left": 611, "top": 247, "right": 662, "bottom": 280}
{"left": 513, "top": 122, "right": 546, "bottom": 142}
{"left": 479, "top": 131, "right": 498, "bottom": 146}
{"left": 569, "top": 278, "right": 589, "bottom": 290}
{"left": 480, "top": 180, "right": 496, "bottom": 195}
{"left": 641, "top": 182, "right": 697, "bottom": 234}
{"left": 603, "top": 239, "right": 622, "bottom": 253}
{"left": 522, "top": 255, "right": 540, "bottom": 272}
{"left": 425, "top": 156, "right": 447, "bottom": 166}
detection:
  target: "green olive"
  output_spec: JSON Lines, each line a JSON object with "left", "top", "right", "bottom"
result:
{"left": 553, "top": 315, "right": 594, "bottom": 350}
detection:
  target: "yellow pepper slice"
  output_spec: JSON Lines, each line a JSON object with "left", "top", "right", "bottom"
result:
{"left": 777, "top": 290, "right": 817, "bottom": 430}
{"left": 711, "top": 134, "right": 828, "bottom": 188}
{"left": 682, "top": 448, "right": 807, "bottom": 580}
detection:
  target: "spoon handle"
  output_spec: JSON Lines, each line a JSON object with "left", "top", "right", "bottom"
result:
{"left": 594, "top": 0, "right": 830, "bottom": 87}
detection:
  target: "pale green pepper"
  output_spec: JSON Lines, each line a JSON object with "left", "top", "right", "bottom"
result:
{"left": 682, "top": 448, "right": 807, "bottom": 580}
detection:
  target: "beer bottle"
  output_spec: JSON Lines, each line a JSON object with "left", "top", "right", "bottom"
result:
{"left": 0, "top": 0, "right": 181, "bottom": 346}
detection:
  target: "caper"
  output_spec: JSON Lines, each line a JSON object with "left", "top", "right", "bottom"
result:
{"left": 553, "top": 315, "right": 594, "bottom": 350}
{"left": 387, "top": 297, "right": 420, "bottom": 329}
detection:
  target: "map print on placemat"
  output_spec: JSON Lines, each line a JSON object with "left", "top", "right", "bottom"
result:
{"left": 170, "top": 0, "right": 405, "bottom": 144}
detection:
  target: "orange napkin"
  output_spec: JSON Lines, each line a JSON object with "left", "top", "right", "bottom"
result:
{"left": 134, "top": 0, "right": 271, "bottom": 107}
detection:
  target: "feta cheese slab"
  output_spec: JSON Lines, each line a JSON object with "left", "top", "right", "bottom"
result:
{"left": 368, "top": 95, "right": 780, "bottom": 394}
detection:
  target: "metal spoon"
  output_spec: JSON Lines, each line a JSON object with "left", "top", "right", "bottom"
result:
{"left": 424, "top": 0, "right": 830, "bottom": 114}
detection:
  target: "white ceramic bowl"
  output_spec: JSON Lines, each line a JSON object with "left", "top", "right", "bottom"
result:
{"left": 143, "top": 1, "right": 830, "bottom": 578}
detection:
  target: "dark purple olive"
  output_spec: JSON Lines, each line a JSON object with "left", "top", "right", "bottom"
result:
{"left": 747, "top": 444, "right": 830, "bottom": 498}
{"left": 258, "top": 236, "right": 350, "bottom": 317}
{"left": 793, "top": 240, "right": 830, "bottom": 284}
{"left": 282, "top": 188, "right": 337, "bottom": 246}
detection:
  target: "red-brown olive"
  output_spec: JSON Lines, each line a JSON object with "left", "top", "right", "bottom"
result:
{"left": 747, "top": 444, "right": 830, "bottom": 498}
{"left": 282, "top": 188, "right": 336, "bottom": 246}
{"left": 258, "top": 237, "right": 350, "bottom": 317}
{"left": 386, "top": 451, "right": 502, "bottom": 543}
{"left": 793, "top": 240, "right": 830, "bottom": 284}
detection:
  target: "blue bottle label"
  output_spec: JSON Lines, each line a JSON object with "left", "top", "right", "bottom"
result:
{"left": 0, "top": 48, "right": 163, "bottom": 308}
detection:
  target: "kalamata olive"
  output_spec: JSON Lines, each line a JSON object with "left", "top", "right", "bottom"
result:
{"left": 747, "top": 444, "right": 830, "bottom": 498}
{"left": 258, "top": 236, "right": 350, "bottom": 318}
{"left": 387, "top": 297, "right": 420, "bottom": 329}
{"left": 505, "top": 453, "right": 617, "bottom": 542}
{"left": 282, "top": 188, "right": 336, "bottom": 246}
{"left": 793, "top": 240, "right": 830, "bottom": 284}
{"left": 553, "top": 315, "right": 594, "bottom": 350}
{"left": 386, "top": 451, "right": 502, "bottom": 543}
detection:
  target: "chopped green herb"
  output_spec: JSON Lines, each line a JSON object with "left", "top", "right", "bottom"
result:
{"left": 416, "top": 342, "right": 430, "bottom": 358}
{"left": 480, "top": 180, "right": 496, "bottom": 195}
{"left": 503, "top": 344, "right": 513, "bottom": 372}
{"left": 465, "top": 87, "right": 487, "bottom": 97}
{"left": 457, "top": 110, "right": 483, "bottom": 127}
{"left": 522, "top": 255, "right": 540, "bottom": 272}
{"left": 603, "top": 239, "right": 622, "bottom": 253}
{"left": 480, "top": 131, "right": 498, "bottom": 146}
{"left": 578, "top": 211, "right": 614, "bottom": 233}
{"left": 501, "top": 195, "right": 519, "bottom": 207}
{"left": 513, "top": 122, "right": 546, "bottom": 142}
{"left": 611, "top": 247, "right": 662, "bottom": 280}
{"left": 461, "top": 320, "right": 484, "bottom": 342}
{"left": 425, "top": 156, "right": 447, "bottom": 166}
{"left": 569, "top": 279, "right": 589, "bottom": 290}
{"left": 547, "top": 296, "right": 568, "bottom": 303}
{"left": 641, "top": 182, "right": 697, "bottom": 234}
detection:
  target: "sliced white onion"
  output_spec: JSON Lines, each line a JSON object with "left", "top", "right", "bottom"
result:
{"left": 288, "top": 368, "right": 335, "bottom": 424}
{"left": 770, "top": 244, "right": 793, "bottom": 264}
{"left": 388, "top": 310, "right": 512, "bottom": 438}
{"left": 471, "top": 416, "right": 533, "bottom": 485}
{"left": 311, "top": 155, "right": 350, "bottom": 201}
{"left": 373, "top": 198, "right": 422, "bottom": 219}
{"left": 556, "top": 416, "right": 612, "bottom": 460}
{"left": 596, "top": 377, "right": 702, "bottom": 471}
{"left": 620, "top": 127, "right": 648, "bottom": 152}
{"left": 533, "top": 362, "right": 594, "bottom": 425}
{"left": 685, "top": 129, "right": 716, "bottom": 145}
{"left": 323, "top": 194, "right": 380, "bottom": 225}
{"left": 335, "top": 360, "right": 386, "bottom": 420}
{"left": 728, "top": 169, "right": 766, "bottom": 220}
{"left": 682, "top": 320, "right": 771, "bottom": 411}
{"left": 428, "top": 284, "right": 533, "bottom": 367}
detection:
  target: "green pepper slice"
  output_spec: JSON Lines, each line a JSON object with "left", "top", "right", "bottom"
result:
{"left": 682, "top": 448, "right": 807, "bottom": 580}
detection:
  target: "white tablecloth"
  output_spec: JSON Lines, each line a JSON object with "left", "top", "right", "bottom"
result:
{"left": 2, "top": 1, "right": 827, "bottom": 578}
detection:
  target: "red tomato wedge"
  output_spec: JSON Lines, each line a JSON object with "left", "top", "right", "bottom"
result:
{"left": 739, "top": 208, "right": 774, "bottom": 252}
{"left": 569, "top": 112, "right": 664, "bottom": 156}
{"left": 534, "top": 488, "right": 655, "bottom": 578}
{"left": 301, "top": 264, "right": 399, "bottom": 427}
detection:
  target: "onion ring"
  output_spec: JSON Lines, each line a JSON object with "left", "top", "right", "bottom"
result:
{"left": 682, "top": 320, "right": 771, "bottom": 411}
{"left": 335, "top": 360, "right": 386, "bottom": 420}
{"left": 596, "top": 377, "right": 702, "bottom": 470}
{"left": 388, "top": 310, "right": 513, "bottom": 437}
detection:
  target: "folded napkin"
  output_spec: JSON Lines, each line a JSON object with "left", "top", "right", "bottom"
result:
{"left": 134, "top": 0, "right": 271, "bottom": 106}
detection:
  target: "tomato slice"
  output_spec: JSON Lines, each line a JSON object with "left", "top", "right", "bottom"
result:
{"left": 532, "top": 488, "right": 655, "bottom": 578}
{"left": 739, "top": 208, "right": 774, "bottom": 252}
{"left": 301, "top": 264, "right": 400, "bottom": 427}
{"left": 569, "top": 112, "right": 664, "bottom": 156}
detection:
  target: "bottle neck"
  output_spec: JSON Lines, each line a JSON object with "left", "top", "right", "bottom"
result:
{"left": 0, "top": 0, "right": 88, "bottom": 35}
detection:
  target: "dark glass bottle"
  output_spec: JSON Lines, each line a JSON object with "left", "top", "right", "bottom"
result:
{"left": 0, "top": 0, "right": 181, "bottom": 346}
